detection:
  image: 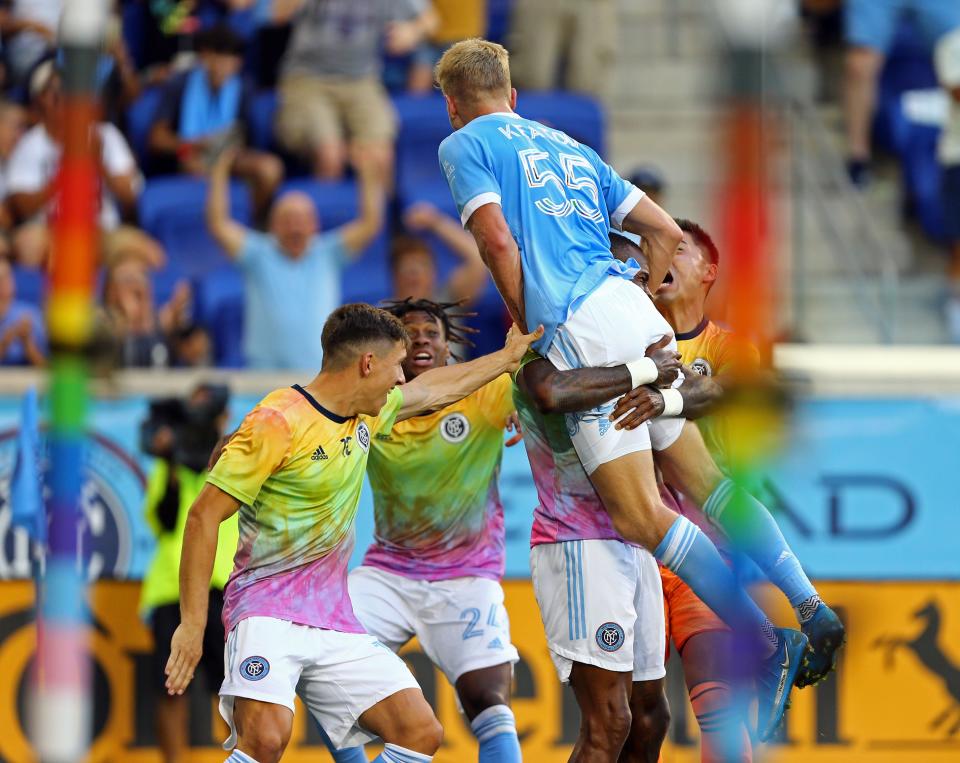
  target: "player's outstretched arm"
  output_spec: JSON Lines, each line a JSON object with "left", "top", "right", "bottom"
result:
{"left": 165, "top": 483, "right": 240, "bottom": 696}
{"left": 466, "top": 203, "right": 526, "bottom": 329}
{"left": 621, "top": 196, "right": 682, "bottom": 291}
{"left": 206, "top": 147, "right": 248, "bottom": 259}
{"left": 397, "top": 323, "right": 543, "bottom": 421}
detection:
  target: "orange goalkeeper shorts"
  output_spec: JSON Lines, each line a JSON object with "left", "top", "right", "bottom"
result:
{"left": 661, "top": 566, "right": 729, "bottom": 661}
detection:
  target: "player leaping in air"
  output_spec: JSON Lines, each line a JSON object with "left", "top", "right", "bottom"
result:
{"left": 164, "top": 303, "right": 541, "bottom": 763}
{"left": 435, "top": 38, "right": 807, "bottom": 741}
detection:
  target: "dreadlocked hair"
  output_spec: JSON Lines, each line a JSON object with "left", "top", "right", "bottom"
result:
{"left": 380, "top": 297, "right": 479, "bottom": 360}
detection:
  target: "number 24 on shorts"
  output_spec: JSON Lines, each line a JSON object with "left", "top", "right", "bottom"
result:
{"left": 460, "top": 605, "right": 502, "bottom": 640}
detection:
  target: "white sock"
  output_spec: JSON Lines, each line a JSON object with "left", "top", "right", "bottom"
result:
{"left": 378, "top": 742, "right": 433, "bottom": 763}
{"left": 226, "top": 750, "right": 258, "bottom": 763}
{"left": 470, "top": 704, "right": 517, "bottom": 743}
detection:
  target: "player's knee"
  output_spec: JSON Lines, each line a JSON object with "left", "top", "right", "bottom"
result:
{"left": 625, "top": 696, "right": 670, "bottom": 759}
{"left": 388, "top": 706, "right": 443, "bottom": 754}
{"left": 236, "top": 727, "right": 288, "bottom": 763}
{"left": 583, "top": 699, "right": 632, "bottom": 751}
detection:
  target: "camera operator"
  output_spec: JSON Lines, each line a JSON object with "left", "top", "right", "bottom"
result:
{"left": 139, "top": 382, "right": 239, "bottom": 763}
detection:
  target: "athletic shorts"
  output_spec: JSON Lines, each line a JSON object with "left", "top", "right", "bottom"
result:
{"left": 661, "top": 567, "right": 728, "bottom": 660}
{"left": 219, "top": 616, "right": 420, "bottom": 750}
{"left": 349, "top": 566, "right": 519, "bottom": 685}
{"left": 546, "top": 276, "right": 685, "bottom": 474}
{"left": 844, "top": 0, "right": 960, "bottom": 52}
{"left": 530, "top": 539, "right": 665, "bottom": 682}
{"left": 150, "top": 589, "right": 225, "bottom": 695}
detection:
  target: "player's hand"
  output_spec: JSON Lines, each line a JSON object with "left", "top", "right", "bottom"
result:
{"left": 504, "top": 411, "right": 523, "bottom": 447}
{"left": 502, "top": 324, "right": 544, "bottom": 371}
{"left": 165, "top": 621, "right": 205, "bottom": 695}
{"left": 610, "top": 386, "right": 665, "bottom": 430}
{"left": 645, "top": 334, "right": 681, "bottom": 387}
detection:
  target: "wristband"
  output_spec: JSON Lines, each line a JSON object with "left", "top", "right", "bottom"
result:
{"left": 660, "top": 387, "right": 684, "bottom": 417}
{"left": 626, "top": 357, "right": 658, "bottom": 387}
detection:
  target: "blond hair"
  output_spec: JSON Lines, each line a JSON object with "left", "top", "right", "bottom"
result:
{"left": 434, "top": 38, "right": 511, "bottom": 104}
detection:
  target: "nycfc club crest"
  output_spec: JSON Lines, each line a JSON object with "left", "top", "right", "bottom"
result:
{"left": 596, "top": 622, "right": 625, "bottom": 652}
{"left": 240, "top": 656, "right": 270, "bottom": 681}
{"left": 440, "top": 412, "right": 470, "bottom": 444}
{"left": 356, "top": 422, "right": 370, "bottom": 452}
{"left": 691, "top": 357, "right": 713, "bottom": 376}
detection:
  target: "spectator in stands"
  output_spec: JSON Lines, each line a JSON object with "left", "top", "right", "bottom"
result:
{"left": 0, "top": 257, "right": 45, "bottom": 365}
{"left": 100, "top": 256, "right": 199, "bottom": 368}
{"left": 0, "top": 101, "right": 26, "bottom": 261}
{"left": 206, "top": 146, "right": 385, "bottom": 369}
{"left": 8, "top": 61, "right": 159, "bottom": 269}
{"left": 1, "top": 0, "right": 60, "bottom": 85}
{"left": 842, "top": 0, "right": 960, "bottom": 186}
{"left": 271, "top": 0, "right": 438, "bottom": 179}
{"left": 139, "top": 382, "right": 237, "bottom": 763}
{"left": 407, "top": 0, "right": 486, "bottom": 93}
{"left": 392, "top": 201, "right": 489, "bottom": 304}
{"left": 99, "top": 13, "right": 144, "bottom": 131}
{"left": 508, "top": 0, "right": 615, "bottom": 100}
{"left": 935, "top": 26, "right": 960, "bottom": 341}
{"left": 148, "top": 23, "right": 283, "bottom": 220}
{"left": 628, "top": 165, "right": 667, "bottom": 208}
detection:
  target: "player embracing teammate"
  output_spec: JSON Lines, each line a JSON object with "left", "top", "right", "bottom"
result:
{"left": 436, "top": 37, "right": 845, "bottom": 760}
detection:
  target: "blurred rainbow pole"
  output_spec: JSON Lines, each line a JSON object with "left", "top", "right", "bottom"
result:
{"left": 30, "top": 0, "right": 107, "bottom": 760}
{"left": 710, "top": 0, "right": 796, "bottom": 756}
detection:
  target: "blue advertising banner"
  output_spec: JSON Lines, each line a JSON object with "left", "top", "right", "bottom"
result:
{"left": 0, "top": 392, "right": 956, "bottom": 581}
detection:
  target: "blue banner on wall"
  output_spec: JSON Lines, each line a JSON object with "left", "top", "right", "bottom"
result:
{"left": 0, "top": 393, "right": 956, "bottom": 581}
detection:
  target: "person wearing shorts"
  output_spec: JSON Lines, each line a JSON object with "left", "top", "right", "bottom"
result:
{"left": 269, "top": 0, "right": 437, "bottom": 179}
{"left": 162, "top": 303, "right": 539, "bottom": 763}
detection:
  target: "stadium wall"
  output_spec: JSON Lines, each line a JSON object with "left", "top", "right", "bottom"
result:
{"left": 0, "top": 346, "right": 957, "bottom": 761}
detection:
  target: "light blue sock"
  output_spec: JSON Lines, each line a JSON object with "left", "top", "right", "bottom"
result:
{"left": 374, "top": 743, "right": 433, "bottom": 763}
{"left": 225, "top": 751, "right": 257, "bottom": 763}
{"left": 315, "top": 723, "right": 368, "bottom": 762}
{"left": 655, "top": 515, "right": 779, "bottom": 655}
{"left": 471, "top": 704, "right": 521, "bottom": 763}
{"left": 704, "top": 478, "right": 820, "bottom": 619}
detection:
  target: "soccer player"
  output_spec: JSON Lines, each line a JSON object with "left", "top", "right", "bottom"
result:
{"left": 344, "top": 298, "right": 522, "bottom": 763}
{"left": 164, "top": 303, "right": 541, "bottom": 763}
{"left": 434, "top": 38, "right": 805, "bottom": 740}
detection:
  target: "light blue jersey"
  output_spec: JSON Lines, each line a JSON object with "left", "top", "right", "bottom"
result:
{"left": 438, "top": 112, "right": 643, "bottom": 352}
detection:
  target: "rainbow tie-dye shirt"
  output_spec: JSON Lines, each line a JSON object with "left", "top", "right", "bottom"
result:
{"left": 208, "top": 384, "right": 404, "bottom": 635}
{"left": 362, "top": 374, "right": 514, "bottom": 580}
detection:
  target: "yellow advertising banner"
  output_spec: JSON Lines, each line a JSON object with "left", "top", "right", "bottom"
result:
{"left": 1, "top": 581, "right": 959, "bottom": 762}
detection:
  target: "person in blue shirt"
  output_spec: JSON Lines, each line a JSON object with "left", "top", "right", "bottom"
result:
{"left": 206, "top": 146, "right": 384, "bottom": 370}
{"left": 434, "top": 38, "right": 809, "bottom": 751}
{"left": 0, "top": 258, "right": 45, "bottom": 366}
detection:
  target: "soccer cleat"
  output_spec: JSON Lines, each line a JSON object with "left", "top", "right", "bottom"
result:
{"left": 796, "top": 604, "right": 846, "bottom": 688}
{"left": 756, "top": 628, "right": 808, "bottom": 742}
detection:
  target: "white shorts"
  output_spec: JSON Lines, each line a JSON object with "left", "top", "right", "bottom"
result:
{"left": 349, "top": 566, "right": 520, "bottom": 685}
{"left": 546, "top": 276, "right": 685, "bottom": 474}
{"left": 219, "top": 616, "right": 420, "bottom": 750}
{"left": 530, "top": 539, "right": 666, "bottom": 683}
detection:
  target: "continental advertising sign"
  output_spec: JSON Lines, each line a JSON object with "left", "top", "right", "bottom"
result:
{"left": 1, "top": 581, "right": 959, "bottom": 762}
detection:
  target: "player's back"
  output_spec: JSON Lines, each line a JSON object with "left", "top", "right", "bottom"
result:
{"left": 439, "top": 112, "right": 642, "bottom": 350}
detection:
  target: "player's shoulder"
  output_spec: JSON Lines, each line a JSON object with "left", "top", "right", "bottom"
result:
{"left": 254, "top": 386, "right": 310, "bottom": 429}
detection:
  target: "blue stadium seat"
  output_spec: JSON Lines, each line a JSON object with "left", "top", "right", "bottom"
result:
{"left": 126, "top": 87, "right": 164, "bottom": 168}
{"left": 121, "top": 1, "right": 149, "bottom": 71}
{"left": 486, "top": 0, "right": 514, "bottom": 43}
{"left": 13, "top": 267, "right": 44, "bottom": 308}
{"left": 247, "top": 90, "right": 278, "bottom": 152}
{"left": 517, "top": 91, "right": 606, "bottom": 155}
{"left": 901, "top": 122, "right": 946, "bottom": 242}
{"left": 139, "top": 176, "right": 253, "bottom": 279}
{"left": 192, "top": 263, "right": 246, "bottom": 367}
{"left": 278, "top": 178, "right": 358, "bottom": 229}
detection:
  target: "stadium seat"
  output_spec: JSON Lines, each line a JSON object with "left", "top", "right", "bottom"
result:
{"left": 13, "top": 266, "right": 45, "bottom": 309}
{"left": 126, "top": 87, "right": 164, "bottom": 168}
{"left": 139, "top": 177, "right": 253, "bottom": 279}
{"left": 192, "top": 263, "right": 246, "bottom": 368}
{"left": 247, "top": 90, "right": 278, "bottom": 153}
{"left": 486, "top": 0, "right": 514, "bottom": 44}
{"left": 900, "top": 121, "right": 946, "bottom": 242}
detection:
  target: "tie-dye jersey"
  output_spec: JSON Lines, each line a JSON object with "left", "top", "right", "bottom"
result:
{"left": 362, "top": 374, "right": 514, "bottom": 580}
{"left": 512, "top": 360, "right": 624, "bottom": 547}
{"left": 208, "top": 384, "right": 404, "bottom": 635}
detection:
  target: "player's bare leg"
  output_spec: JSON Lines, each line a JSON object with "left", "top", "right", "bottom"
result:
{"left": 456, "top": 663, "right": 522, "bottom": 761}
{"left": 619, "top": 678, "right": 669, "bottom": 763}
{"left": 568, "top": 663, "right": 635, "bottom": 762}
{"left": 232, "top": 697, "right": 294, "bottom": 763}
{"left": 680, "top": 630, "right": 752, "bottom": 763}
{"left": 156, "top": 694, "right": 189, "bottom": 763}
{"left": 358, "top": 687, "right": 444, "bottom": 758}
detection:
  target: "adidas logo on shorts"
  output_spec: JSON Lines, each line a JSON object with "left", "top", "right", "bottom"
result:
{"left": 311, "top": 445, "right": 328, "bottom": 461}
